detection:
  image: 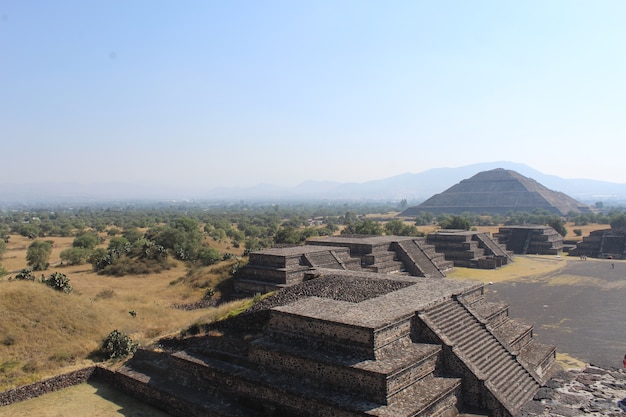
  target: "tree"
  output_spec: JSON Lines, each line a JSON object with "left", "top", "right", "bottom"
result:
{"left": 26, "top": 240, "right": 53, "bottom": 270}
{"left": 122, "top": 227, "right": 143, "bottom": 244}
{"left": 384, "top": 219, "right": 421, "bottom": 236}
{"left": 19, "top": 223, "right": 41, "bottom": 239}
{"left": 547, "top": 217, "right": 567, "bottom": 237}
{"left": 610, "top": 214, "right": 626, "bottom": 232}
{"left": 353, "top": 219, "right": 384, "bottom": 235}
{"left": 88, "top": 248, "right": 110, "bottom": 271}
{"left": 60, "top": 247, "right": 90, "bottom": 265}
{"left": 72, "top": 233, "right": 100, "bottom": 250}
{"left": 414, "top": 212, "right": 434, "bottom": 226}
{"left": 274, "top": 226, "right": 302, "bottom": 245}
{"left": 439, "top": 216, "right": 470, "bottom": 230}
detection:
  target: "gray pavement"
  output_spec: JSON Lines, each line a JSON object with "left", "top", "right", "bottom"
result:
{"left": 485, "top": 257, "right": 626, "bottom": 369}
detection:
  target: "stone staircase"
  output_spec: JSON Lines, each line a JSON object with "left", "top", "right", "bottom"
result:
{"left": 418, "top": 299, "right": 540, "bottom": 416}
{"left": 394, "top": 239, "right": 450, "bottom": 277}
{"left": 362, "top": 249, "right": 406, "bottom": 274}
{"left": 462, "top": 296, "right": 556, "bottom": 384}
{"left": 473, "top": 233, "right": 513, "bottom": 264}
{"left": 303, "top": 250, "right": 346, "bottom": 270}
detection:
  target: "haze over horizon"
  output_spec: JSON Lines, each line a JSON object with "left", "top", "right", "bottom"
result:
{"left": 2, "top": 1, "right": 626, "bottom": 188}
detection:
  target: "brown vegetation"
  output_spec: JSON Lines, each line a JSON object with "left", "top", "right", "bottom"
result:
{"left": 0, "top": 233, "right": 245, "bottom": 391}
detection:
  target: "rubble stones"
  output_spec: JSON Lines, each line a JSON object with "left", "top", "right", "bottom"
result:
{"left": 519, "top": 366, "right": 626, "bottom": 416}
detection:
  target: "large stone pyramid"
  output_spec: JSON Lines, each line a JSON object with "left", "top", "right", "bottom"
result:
{"left": 401, "top": 168, "right": 590, "bottom": 216}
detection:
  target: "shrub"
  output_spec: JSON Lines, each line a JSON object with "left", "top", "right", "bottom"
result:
{"left": 2, "top": 336, "right": 15, "bottom": 346}
{"left": 573, "top": 229, "right": 583, "bottom": 237}
{"left": 44, "top": 272, "right": 73, "bottom": 293}
{"left": 14, "top": 268, "right": 35, "bottom": 281}
{"left": 101, "top": 330, "right": 138, "bottom": 359}
{"left": 94, "top": 289, "right": 115, "bottom": 300}
{"left": 198, "top": 247, "right": 221, "bottom": 266}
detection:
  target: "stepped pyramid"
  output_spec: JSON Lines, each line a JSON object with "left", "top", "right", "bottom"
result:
{"left": 110, "top": 271, "right": 557, "bottom": 417}
{"left": 401, "top": 168, "right": 590, "bottom": 216}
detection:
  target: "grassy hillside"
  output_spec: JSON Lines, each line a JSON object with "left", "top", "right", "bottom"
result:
{"left": 0, "top": 233, "right": 247, "bottom": 391}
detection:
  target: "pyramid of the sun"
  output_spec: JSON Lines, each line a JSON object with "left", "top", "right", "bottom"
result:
{"left": 401, "top": 168, "right": 590, "bottom": 216}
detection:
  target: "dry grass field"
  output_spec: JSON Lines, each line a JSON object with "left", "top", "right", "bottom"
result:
{"left": 0, "top": 380, "right": 174, "bottom": 417}
{"left": 0, "top": 233, "right": 248, "bottom": 391}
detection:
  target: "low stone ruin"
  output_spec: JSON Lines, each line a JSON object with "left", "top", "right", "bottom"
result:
{"left": 494, "top": 226, "right": 564, "bottom": 255}
{"left": 569, "top": 229, "right": 626, "bottom": 259}
{"left": 106, "top": 270, "right": 556, "bottom": 417}
{"left": 426, "top": 231, "right": 513, "bottom": 269}
{"left": 234, "top": 235, "right": 454, "bottom": 296}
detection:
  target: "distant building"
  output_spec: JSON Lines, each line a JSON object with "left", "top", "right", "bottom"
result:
{"left": 400, "top": 168, "right": 591, "bottom": 216}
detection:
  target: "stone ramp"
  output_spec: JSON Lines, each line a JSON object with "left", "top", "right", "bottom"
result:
{"left": 395, "top": 239, "right": 446, "bottom": 278}
{"left": 303, "top": 249, "right": 346, "bottom": 269}
{"left": 419, "top": 299, "right": 539, "bottom": 416}
{"left": 473, "top": 233, "right": 513, "bottom": 263}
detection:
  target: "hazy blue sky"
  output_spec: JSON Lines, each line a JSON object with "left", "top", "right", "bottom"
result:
{"left": 2, "top": 1, "right": 625, "bottom": 188}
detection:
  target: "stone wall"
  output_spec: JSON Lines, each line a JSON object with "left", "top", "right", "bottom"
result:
{"left": 0, "top": 366, "right": 113, "bottom": 406}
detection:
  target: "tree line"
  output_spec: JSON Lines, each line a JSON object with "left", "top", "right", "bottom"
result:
{"left": 2, "top": 202, "right": 626, "bottom": 279}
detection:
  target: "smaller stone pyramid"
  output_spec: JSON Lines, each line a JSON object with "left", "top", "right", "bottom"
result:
{"left": 401, "top": 168, "right": 590, "bottom": 216}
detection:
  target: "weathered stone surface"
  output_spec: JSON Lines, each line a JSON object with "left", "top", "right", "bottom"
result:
{"left": 519, "top": 365, "right": 626, "bottom": 416}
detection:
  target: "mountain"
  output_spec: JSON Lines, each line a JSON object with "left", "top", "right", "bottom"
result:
{"left": 1, "top": 162, "right": 626, "bottom": 204}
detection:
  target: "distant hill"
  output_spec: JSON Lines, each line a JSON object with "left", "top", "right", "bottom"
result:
{"left": 1, "top": 161, "right": 626, "bottom": 204}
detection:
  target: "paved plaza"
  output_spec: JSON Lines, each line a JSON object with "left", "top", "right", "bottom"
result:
{"left": 485, "top": 257, "right": 626, "bottom": 369}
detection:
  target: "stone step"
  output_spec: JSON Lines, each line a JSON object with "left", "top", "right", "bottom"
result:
{"left": 469, "top": 339, "right": 501, "bottom": 367}
{"left": 249, "top": 338, "right": 442, "bottom": 404}
{"left": 140, "top": 349, "right": 464, "bottom": 417}
{"left": 114, "top": 363, "right": 257, "bottom": 417}
{"left": 499, "top": 368, "right": 538, "bottom": 410}
{"left": 461, "top": 332, "right": 496, "bottom": 359}
{"left": 480, "top": 345, "right": 512, "bottom": 377}
{"left": 426, "top": 300, "right": 463, "bottom": 323}
{"left": 452, "top": 323, "right": 486, "bottom": 348}
{"left": 419, "top": 298, "right": 544, "bottom": 416}
{"left": 266, "top": 302, "right": 414, "bottom": 359}
{"left": 367, "top": 374, "right": 463, "bottom": 417}
{"left": 518, "top": 340, "right": 557, "bottom": 384}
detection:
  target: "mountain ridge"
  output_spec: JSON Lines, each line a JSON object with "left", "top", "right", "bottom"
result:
{"left": 2, "top": 162, "right": 626, "bottom": 204}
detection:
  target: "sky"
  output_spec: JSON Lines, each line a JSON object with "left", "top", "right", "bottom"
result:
{"left": 2, "top": 1, "right": 626, "bottom": 189}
